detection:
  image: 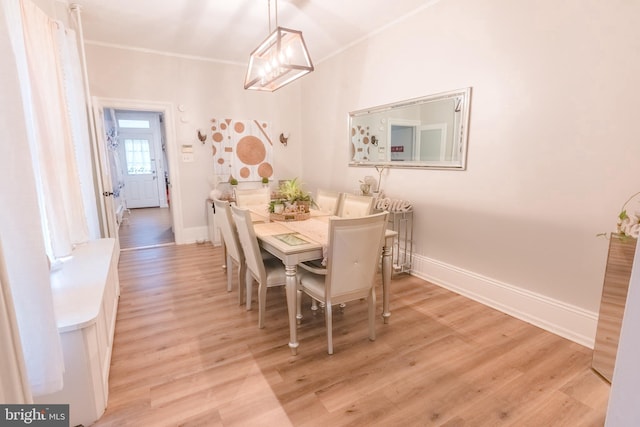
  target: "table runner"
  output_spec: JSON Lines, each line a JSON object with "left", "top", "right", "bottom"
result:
{"left": 276, "top": 217, "right": 332, "bottom": 264}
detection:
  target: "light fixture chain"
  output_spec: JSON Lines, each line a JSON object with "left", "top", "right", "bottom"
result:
{"left": 267, "top": 0, "right": 271, "bottom": 34}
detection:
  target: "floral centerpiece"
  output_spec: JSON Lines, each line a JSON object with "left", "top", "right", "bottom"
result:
{"left": 269, "top": 178, "right": 315, "bottom": 220}
{"left": 599, "top": 191, "right": 640, "bottom": 240}
{"left": 615, "top": 192, "right": 640, "bottom": 238}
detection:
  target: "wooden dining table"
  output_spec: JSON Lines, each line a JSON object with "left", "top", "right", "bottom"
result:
{"left": 253, "top": 212, "right": 397, "bottom": 355}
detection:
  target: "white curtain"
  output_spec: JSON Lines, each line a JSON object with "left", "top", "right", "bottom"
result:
{"left": 1, "top": 0, "right": 65, "bottom": 398}
{"left": 12, "top": 0, "right": 94, "bottom": 260}
{"left": 57, "top": 24, "right": 101, "bottom": 241}
{"left": 0, "top": 0, "right": 105, "bottom": 397}
{"left": 0, "top": 249, "right": 32, "bottom": 403}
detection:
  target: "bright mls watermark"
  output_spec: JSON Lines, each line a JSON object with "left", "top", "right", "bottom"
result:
{"left": 0, "top": 405, "right": 68, "bottom": 426}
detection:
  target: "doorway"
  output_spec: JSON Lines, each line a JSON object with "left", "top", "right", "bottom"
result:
{"left": 102, "top": 107, "right": 174, "bottom": 250}
{"left": 93, "top": 97, "right": 184, "bottom": 248}
{"left": 114, "top": 110, "right": 167, "bottom": 209}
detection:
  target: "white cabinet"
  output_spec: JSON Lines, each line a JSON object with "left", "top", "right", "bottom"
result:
{"left": 35, "top": 239, "right": 119, "bottom": 427}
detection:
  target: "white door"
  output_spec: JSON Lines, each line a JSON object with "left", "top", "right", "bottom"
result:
{"left": 118, "top": 132, "right": 160, "bottom": 208}
{"left": 92, "top": 106, "right": 120, "bottom": 244}
{"left": 115, "top": 111, "right": 165, "bottom": 209}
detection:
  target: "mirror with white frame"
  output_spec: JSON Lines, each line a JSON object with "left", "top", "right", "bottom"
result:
{"left": 349, "top": 87, "right": 471, "bottom": 170}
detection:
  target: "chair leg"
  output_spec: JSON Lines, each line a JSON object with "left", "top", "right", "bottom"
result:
{"left": 244, "top": 270, "right": 252, "bottom": 311}
{"left": 296, "top": 289, "right": 303, "bottom": 325}
{"left": 311, "top": 299, "right": 318, "bottom": 313}
{"left": 368, "top": 288, "right": 376, "bottom": 341}
{"left": 325, "top": 302, "right": 333, "bottom": 355}
{"left": 238, "top": 261, "right": 247, "bottom": 306}
{"left": 258, "top": 282, "right": 267, "bottom": 329}
{"left": 226, "top": 253, "right": 233, "bottom": 292}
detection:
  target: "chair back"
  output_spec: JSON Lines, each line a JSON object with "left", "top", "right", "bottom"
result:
{"left": 338, "top": 194, "right": 374, "bottom": 218}
{"left": 315, "top": 189, "right": 344, "bottom": 215}
{"left": 325, "top": 212, "right": 388, "bottom": 300}
{"left": 230, "top": 205, "right": 266, "bottom": 283}
{"left": 235, "top": 187, "right": 270, "bottom": 209}
{"left": 213, "top": 199, "right": 243, "bottom": 264}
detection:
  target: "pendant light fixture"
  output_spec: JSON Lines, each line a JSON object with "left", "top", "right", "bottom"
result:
{"left": 244, "top": 0, "right": 314, "bottom": 91}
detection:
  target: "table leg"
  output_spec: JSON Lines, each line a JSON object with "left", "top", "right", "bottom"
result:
{"left": 285, "top": 264, "right": 299, "bottom": 355}
{"left": 382, "top": 239, "right": 393, "bottom": 324}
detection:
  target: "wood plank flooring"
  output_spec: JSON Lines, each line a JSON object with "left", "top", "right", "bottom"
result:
{"left": 94, "top": 243, "right": 610, "bottom": 426}
{"left": 118, "top": 207, "right": 174, "bottom": 250}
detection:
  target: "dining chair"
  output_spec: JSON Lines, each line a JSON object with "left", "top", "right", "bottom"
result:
{"left": 234, "top": 187, "right": 270, "bottom": 209}
{"left": 231, "top": 205, "right": 287, "bottom": 328}
{"left": 214, "top": 199, "right": 275, "bottom": 309}
{"left": 315, "top": 189, "right": 344, "bottom": 215}
{"left": 213, "top": 199, "right": 246, "bottom": 303}
{"left": 337, "top": 193, "right": 374, "bottom": 218}
{"left": 296, "top": 211, "right": 389, "bottom": 354}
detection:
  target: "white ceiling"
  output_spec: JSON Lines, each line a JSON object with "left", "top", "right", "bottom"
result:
{"left": 71, "top": 0, "right": 436, "bottom": 64}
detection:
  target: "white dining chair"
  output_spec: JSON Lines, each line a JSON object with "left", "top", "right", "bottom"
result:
{"left": 214, "top": 199, "right": 275, "bottom": 309}
{"left": 235, "top": 187, "right": 270, "bottom": 209}
{"left": 296, "top": 211, "right": 389, "bottom": 354}
{"left": 213, "top": 199, "right": 246, "bottom": 303}
{"left": 315, "top": 189, "right": 344, "bottom": 215}
{"left": 337, "top": 193, "right": 374, "bottom": 218}
{"left": 231, "top": 205, "right": 287, "bottom": 328}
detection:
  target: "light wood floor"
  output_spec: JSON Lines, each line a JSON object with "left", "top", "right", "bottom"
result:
{"left": 94, "top": 243, "right": 610, "bottom": 426}
{"left": 118, "top": 207, "right": 174, "bottom": 250}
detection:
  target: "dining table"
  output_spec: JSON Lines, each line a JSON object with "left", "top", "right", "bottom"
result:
{"left": 252, "top": 210, "right": 397, "bottom": 355}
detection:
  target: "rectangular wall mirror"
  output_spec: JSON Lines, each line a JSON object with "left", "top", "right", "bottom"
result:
{"left": 349, "top": 87, "right": 471, "bottom": 170}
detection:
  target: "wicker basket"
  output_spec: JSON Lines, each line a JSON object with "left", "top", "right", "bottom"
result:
{"left": 269, "top": 212, "right": 311, "bottom": 222}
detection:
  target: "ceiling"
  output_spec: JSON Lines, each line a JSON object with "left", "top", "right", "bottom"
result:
{"left": 71, "top": 0, "right": 435, "bottom": 65}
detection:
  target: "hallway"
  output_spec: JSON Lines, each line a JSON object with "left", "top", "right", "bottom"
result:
{"left": 118, "top": 207, "right": 174, "bottom": 249}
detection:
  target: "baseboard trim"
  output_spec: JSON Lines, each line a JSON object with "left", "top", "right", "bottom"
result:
{"left": 410, "top": 253, "right": 598, "bottom": 349}
{"left": 179, "top": 226, "right": 209, "bottom": 245}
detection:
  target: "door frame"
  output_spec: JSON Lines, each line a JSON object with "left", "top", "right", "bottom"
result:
{"left": 388, "top": 119, "right": 420, "bottom": 162}
{"left": 92, "top": 97, "right": 184, "bottom": 244}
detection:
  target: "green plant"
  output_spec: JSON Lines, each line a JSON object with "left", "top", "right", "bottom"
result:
{"left": 277, "top": 178, "right": 316, "bottom": 212}
{"left": 229, "top": 177, "right": 238, "bottom": 186}
{"left": 268, "top": 199, "right": 284, "bottom": 213}
{"left": 278, "top": 178, "right": 309, "bottom": 202}
{"left": 261, "top": 177, "right": 269, "bottom": 184}
{"left": 598, "top": 191, "right": 640, "bottom": 240}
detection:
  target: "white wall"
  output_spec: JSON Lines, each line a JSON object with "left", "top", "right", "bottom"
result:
{"left": 85, "top": 45, "right": 303, "bottom": 242}
{"left": 298, "top": 0, "right": 640, "bottom": 345}
{"left": 81, "top": 0, "right": 640, "bottom": 345}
